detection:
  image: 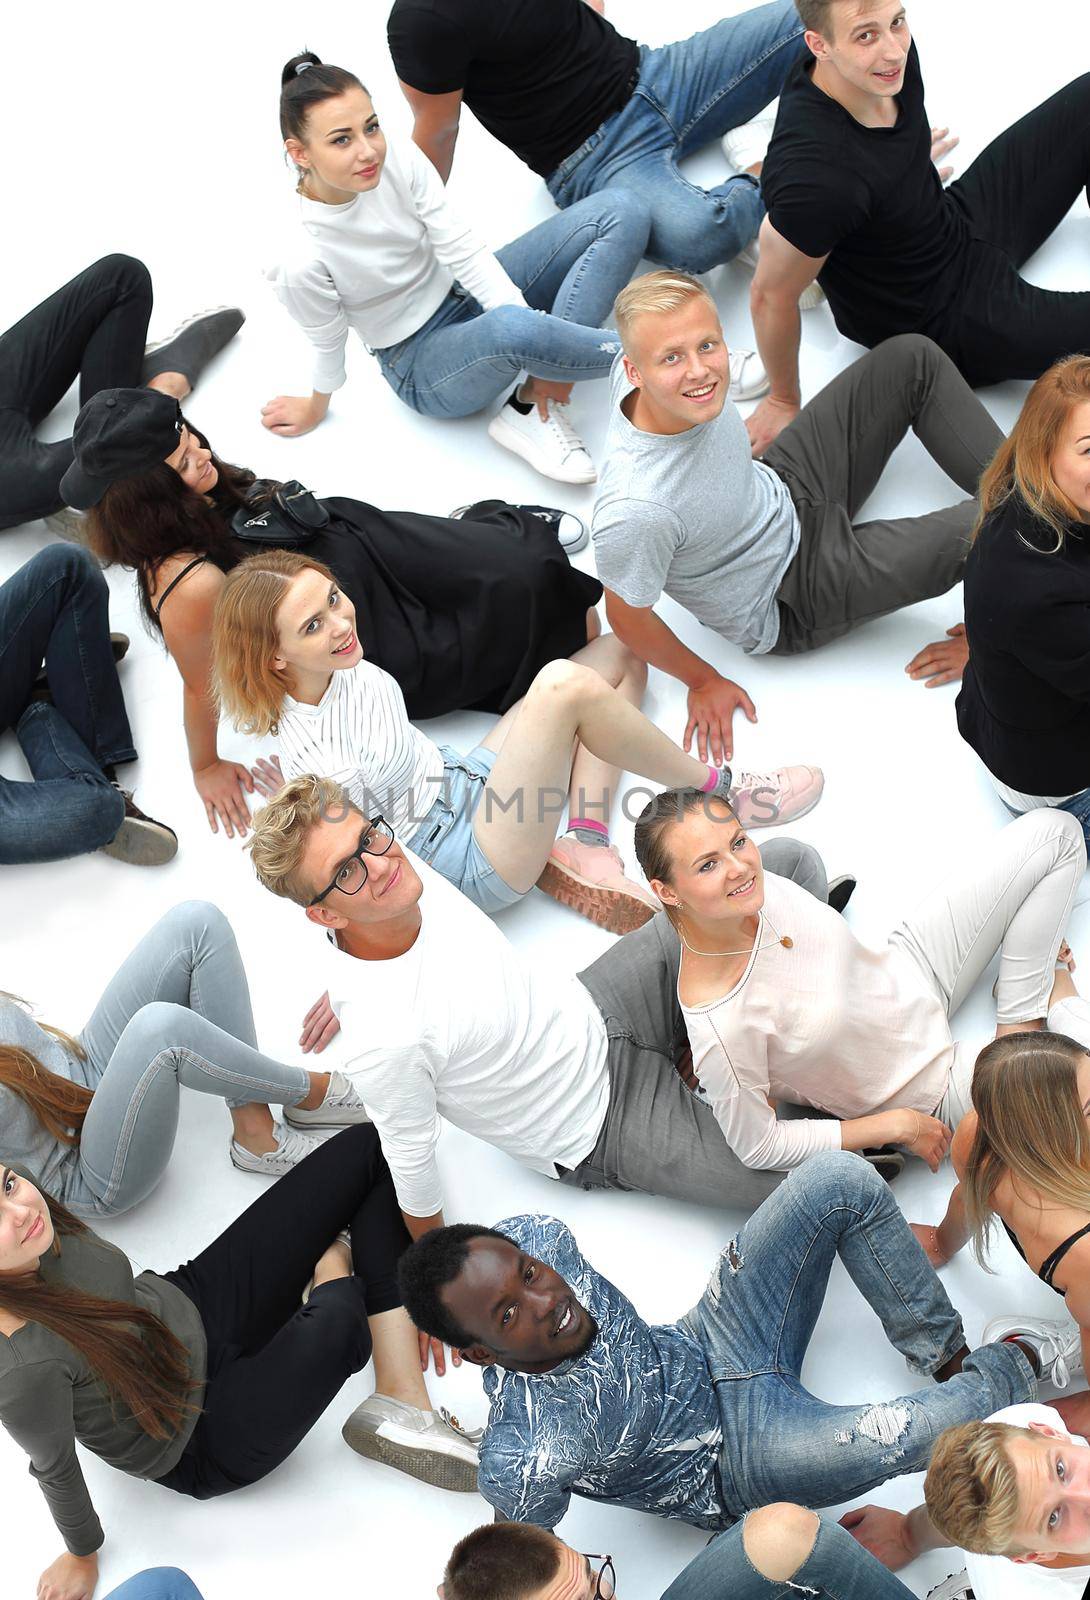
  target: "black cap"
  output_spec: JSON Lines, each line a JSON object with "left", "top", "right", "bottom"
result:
{"left": 60, "top": 388, "right": 185, "bottom": 510}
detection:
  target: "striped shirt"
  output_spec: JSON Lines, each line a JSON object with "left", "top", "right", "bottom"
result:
{"left": 277, "top": 659, "right": 447, "bottom": 840}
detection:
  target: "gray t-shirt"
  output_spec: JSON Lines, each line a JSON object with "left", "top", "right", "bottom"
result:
{"left": 591, "top": 358, "right": 800, "bottom": 654}
{"left": 0, "top": 998, "right": 98, "bottom": 1204}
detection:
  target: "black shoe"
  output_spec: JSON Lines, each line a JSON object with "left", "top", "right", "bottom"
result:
{"left": 863, "top": 1146, "right": 905, "bottom": 1183}
{"left": 34, "top": 634, "right": 129, "bottom": 697}
{"left": 142, "top": 307, "right": 245, "bottom": 388}
{"left": 99, "top": 789, "right": 178, "bottom": 866}
{"left": 827, "top": 873, "right": 857, "bottom": 915}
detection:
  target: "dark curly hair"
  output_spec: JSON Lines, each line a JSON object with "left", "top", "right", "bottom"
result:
{"left": 397, "top": 1224, "right": 513, "bottom": 1348}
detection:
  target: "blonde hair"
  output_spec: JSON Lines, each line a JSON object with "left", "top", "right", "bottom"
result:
{"left": 964, "top": 1031, "right": 1090, "bottom": 1266}
{"left": 925, "top": 1421, "right": 1027, "bottom": 1554}
{"left": 612, "top": 269, "right": 717, "bottom": 352}
{"left": 247, "top": 773, "right": 359, "bottom": 905}
{"left": 212, "top": 550, "right": 339, "bottom": 736}
{"left": 975, "top": 355, "right": 1090, "bottom": 553}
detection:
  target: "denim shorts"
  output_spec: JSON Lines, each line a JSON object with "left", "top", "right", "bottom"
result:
{"left": 408, "top": 744, "right": 524, "bottom": 915}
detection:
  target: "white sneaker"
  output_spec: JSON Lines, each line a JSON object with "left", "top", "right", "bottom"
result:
{"left": 342, "top": 1393, "right": 481, "bottom": 1492}
{"left": 283, "top": 1069, "right": 371, "bottom": 1129}
{"left": 449, "top": 502, "right": 588, "bottom": 554}
{"left": 926, "top": 1573, "right": 973, "bottom": 1600}
{"left": 728, "top": 347, "right": 770, "bottom": 401}
{"left": 736, "top": 239, "right": 826, "bottom": 312}
{"left": 722, "top": 106, "right": 778, "bottom": 174}
{"left": 229, "top": 1123, "right": 325, "bottom": 1176}
{"left": 488, "top": 398, "right": 596, "bottom": 485}
{"left": 983, "top": 1312, "right": 1085, "bottom": 1390}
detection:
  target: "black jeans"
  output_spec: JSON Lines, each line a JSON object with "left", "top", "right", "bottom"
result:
{"left": 156, "top": 1124, "right": 410, "bottom": 1500}
{"left": 935, "top": 73, "right": 1090, "bottom": 384}
{"left": 0, "top": 254, "right": 152, "bottom": 529}
{"left": 0, "top": 545, "right": 135, "bottom": 863}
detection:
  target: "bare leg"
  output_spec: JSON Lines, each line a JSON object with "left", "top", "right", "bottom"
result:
{"left": 370, "top": 1307, "right": 432, "bottom": 1411}
{"left": 230, "top": 1069, "right": 330, "bottom": 1155}
{"left": 146, "top": 371, "right": 191, "bottom": 400}
{"left": 564, "top": 635, "right": 648, "bottom": 833}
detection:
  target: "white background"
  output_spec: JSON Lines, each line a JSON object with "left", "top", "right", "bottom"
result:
{"left": 1, "top": 1, "right": 1088, "bottom": 1596}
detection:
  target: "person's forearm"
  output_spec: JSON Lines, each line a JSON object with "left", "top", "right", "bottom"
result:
{"left": 751, "top": 287, "right": 803, "bottom": 406}
{"left": 608, "top": 602, "right": 721, "bottom": 691}
{"left": 182, "top": 683, "right": 220, "bottom": 772}
{"left": 840, "top": 1110, "right": 915, "bottom": 1153}
{"left": 402, "top": 1208, "right": 444, "bottom": 1242}
{"left": 935, "top": 1183, "right": 970, "bottom": 1260}
{"left": 904, "top": 1504, "right": 951, "bottom": 1557}
{"left": 413, "top": 123, "right": 458, "bottom": 182}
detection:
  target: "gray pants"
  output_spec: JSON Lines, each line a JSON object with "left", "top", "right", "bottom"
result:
{"left": 765, "top": 334, "right": 1004, "bottom": 654}
{"left": 71, "top": 901, "right": 310, "bottom": 1216}
{"left": 565, "top": 839, "right": 827, "bottom": 1213}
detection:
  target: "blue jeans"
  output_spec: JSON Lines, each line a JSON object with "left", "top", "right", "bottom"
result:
{"left": 375, "top": 189, "right": 648, "bottom": 417}
{"left": 0, "top": 544, "right": 135, "bottom": 864}
{"left": 546, "top": 1, "right": 806, "bottom": 271}
{"left": 680, "top": 1151, "right": 1035, "bottom": 1514}
{"left": 663, "top": 1514, "right": 917, "bottom": 1600}
{"left": 104, "top": 1573, "right": 204, "bottom": 1600}
{"left": 1055, "top": 788, "right": 1090, "bottom": 847}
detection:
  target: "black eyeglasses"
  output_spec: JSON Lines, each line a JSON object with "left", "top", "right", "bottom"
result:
{"left": 308, "top": 816, "right": 395, "bottom": 906}
{"left": 583, "top": 1555, "right": 616, "bottom": 1599}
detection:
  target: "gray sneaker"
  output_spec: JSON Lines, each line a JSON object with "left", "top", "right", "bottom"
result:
{"left": 926, "top": 1573, "right": 973, "bottom": 1600}
{"left": 342, "top": 1393, "right": 481, "bottom": 1492}
{"left": 230, "top": 1123, "right": 324, "bottom": 1176}
{"left": 142, "top": 306, "right": 245, "bottom": 388}
{"left": 284, "top": 1069, "right": 371, "bottom": 1130}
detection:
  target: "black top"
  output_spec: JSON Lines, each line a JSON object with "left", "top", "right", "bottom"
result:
{"left": 387, "top": 0, "right": 640, "bottom": 177}
{"left": 957, "top": 493, "right": 1090, "bottom": 795}
{"left": 1002, "top": 1217, "right": 1090, "bottom": 1297}
{"left": 760, "top": 44, "right": 969, "bottom": 349}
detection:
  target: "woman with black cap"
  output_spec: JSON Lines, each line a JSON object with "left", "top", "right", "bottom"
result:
{"left": 64, "top": 386, "right": 604, "bottom": 838}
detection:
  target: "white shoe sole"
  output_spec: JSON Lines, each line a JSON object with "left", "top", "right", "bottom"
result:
{"left": 143, "top": 305, "right": 240, "bottom": 354}
{"left": 487, "top": 412, "right": 597, "bottom": 485}
{"left": 342, "top": 1416, "right": 479, "bottom": 1492}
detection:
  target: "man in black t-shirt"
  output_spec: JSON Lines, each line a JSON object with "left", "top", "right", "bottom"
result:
{"left": 745, "top": 0, "right": 1090, "bottom": 457}
{"left": 387, "top": 0, "right": 807, "bottom": 273}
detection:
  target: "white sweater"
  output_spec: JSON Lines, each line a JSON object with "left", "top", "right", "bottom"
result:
{"left": 277, "top": 659, "right": 446, "bottom": 842}
{"left": 265, "top": 137, "right": 526, "bottom": 392}
{"left": 681, "top": 874, "right": 956, "bottom": 1171}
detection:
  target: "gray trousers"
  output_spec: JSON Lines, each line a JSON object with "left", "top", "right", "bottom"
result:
{"left": 564, "top": 838, "right": 827, "bottom": 1212}
{"left": 765, "top": 334, "right": 1004, "bottom": 654}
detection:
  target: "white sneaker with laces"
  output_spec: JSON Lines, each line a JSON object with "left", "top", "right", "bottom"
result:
{"left": 728, "top": 347, "right": 770, "bottom": 401}
{"left": 487, "top": 398, "right": 596, "bottom": 484}
{"left": 284, "top": 1068, "right": 371, "bottom": 1129}
{"left": 722, "top": 106, "right": 778, "bottom": 174}
{"left": 925, "top": 1572, "right": 973, "bottom": 1600}
{"left": 736, "top": 239, "right": 826, "bottom": 311}
{"left": 983, "top": 1312, "right": 1084, "bottom": 1389}
{"left": 342, "top": 1393, "right": 480, "bottom": 1492}
{"left": 229, "top": 1123, "right": 325, "bottom": 1176}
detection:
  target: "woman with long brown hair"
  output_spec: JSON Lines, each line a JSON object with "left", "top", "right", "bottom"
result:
{"left": 64, "top": 386, "right": 602, "bottom": 839}
{"left": 1, "top": 899, "right": 372, "bottom": 1197}
{"left": 955, "top": 355, "right": 1090, "bottom": 842}
{"left": 0, "top": 1123, "right": 478, "bottom": 1600}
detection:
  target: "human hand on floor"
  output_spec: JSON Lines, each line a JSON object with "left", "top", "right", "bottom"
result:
{"left": 194, "top": 759, "right": 256, "bottom": 838}
{"left": 37, "top": 1550, "right": 98, "bottom": 1600}
{"left": 930, "top": 125, "right": 960, "bottom": 182}
{"left": 300, "top": 992, "right": 341, "bottom": 1054}
{"left": 419, "top": 1326, "right": 463, "bottom": 1377}
{"left": 684, "top": 674, "right": 757, "bottom": 765}
{"left": 250, "top": 753, "right": 285, "bottom": 797}
{"left": 745, "top": 395, "right": 798, "bottom": 458}
{"left": 261, "top": 393, "right": 329, "bottom": 436}
{"left": 905, "top": 623, "right": 968, "bottom": 687}
{"left": 1058, "top": 940, "right": 1076, "bottom": 973}
{"left": 840, "top": 1505, "right": 914, "bottom": 1570}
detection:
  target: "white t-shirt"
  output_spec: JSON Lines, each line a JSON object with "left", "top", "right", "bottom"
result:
{"left": 965, "top": 1404, "right": 1090, "bottom": 1599}
{"left": 265, "top": 137, "right": 526, "bottom": 392}
{"left": 277, "top": 659, "right": 446, "bottom": 842}
{"left": 327, "top": 853, "right": 611, "bottom": 1217}
{"left": 680, "top": 874, "right": 956, "bottom": 1170}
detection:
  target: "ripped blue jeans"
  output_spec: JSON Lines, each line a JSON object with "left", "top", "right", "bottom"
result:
{"left": 679, "top": 1150, "right": 1036, "bottom": 1516}
{"left": 374, "top": 190, "right": 647, "bottom": 417}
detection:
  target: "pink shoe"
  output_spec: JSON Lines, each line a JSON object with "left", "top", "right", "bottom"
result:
{"left": 536, "top": 838, "right": 661, "bottom": 934}
{"left": 729, "top": 765, "right": 824, "bottom": 829}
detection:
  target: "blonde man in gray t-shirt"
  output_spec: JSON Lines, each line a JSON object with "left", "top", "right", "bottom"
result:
{"left": 591, "top": 271, "right": 1005, "bottom": 767}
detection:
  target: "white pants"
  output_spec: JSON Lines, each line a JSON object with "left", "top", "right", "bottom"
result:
{"left": 888, "top": 809, "right": 1087, "bottom": 1124}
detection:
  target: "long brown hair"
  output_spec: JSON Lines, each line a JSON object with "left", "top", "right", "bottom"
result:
{"left": 0, "top": 1183, "right": 196, "bottom": 1439}
{"left": 0, "top": 996, "right": 92, "bottom": 1146}
{"left": 974, "top": 355, "right": 1090, "bottom": 552}
{"left": 85, "top": 419, "right": 265, "bottom": 631}
{"left": 213, "top": 550, "right": 338, "bottom": 736}
{"left": 964, "top": 1031, "right": 1090, "bottom": 1264}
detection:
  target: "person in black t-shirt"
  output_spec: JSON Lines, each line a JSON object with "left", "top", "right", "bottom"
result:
{"left": 745, "top": 0, "right": 1090, "bottom": 457}
{"left": 387, "top": 0, "right": 807, "bottom": 273}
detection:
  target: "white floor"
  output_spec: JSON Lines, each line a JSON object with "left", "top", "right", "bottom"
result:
{"left": 3, "top": 2, "right": 1088, "bottom": 1595}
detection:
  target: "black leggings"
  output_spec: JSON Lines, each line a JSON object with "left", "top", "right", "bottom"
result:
{"left": 935, "top": 73, "right": 1090, "bottom": 384}
{"left": 156, "top": 1123, "right": 409, "bottom": 1500}
{"left": 0, "top": 254, "right": 152, "bottom": 529}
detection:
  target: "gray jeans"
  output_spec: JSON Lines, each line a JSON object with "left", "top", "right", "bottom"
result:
{"left": 564, "top": 839, "right": 827, "bottom": 1212}
{"left": 765, "top": 334, "right": 1005, "bottom": 654}
{"left": 70, "top": 901, "right": 310, "bottom": 1216}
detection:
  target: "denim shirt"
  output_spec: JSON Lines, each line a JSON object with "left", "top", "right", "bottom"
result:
{"left": 479, "top": 1215, "right": 726, "bottom": 1530}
